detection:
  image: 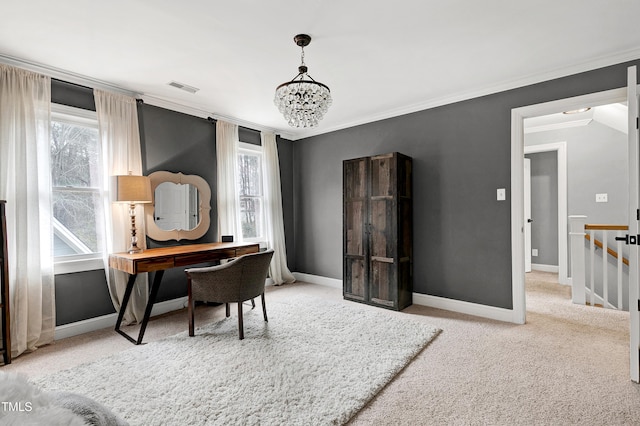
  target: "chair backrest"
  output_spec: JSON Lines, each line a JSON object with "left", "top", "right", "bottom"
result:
{"left": 187, "top": 249, "right": 274, "bottom": 303}
{"left": 236, "top": 249, "right": 274, "bottom": 298}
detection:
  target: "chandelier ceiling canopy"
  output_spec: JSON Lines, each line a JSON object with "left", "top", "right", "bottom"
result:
{"left": 274, "top": 34, "right": 332, "bottom": 128}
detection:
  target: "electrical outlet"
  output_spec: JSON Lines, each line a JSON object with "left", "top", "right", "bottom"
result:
{"left": 497, "top": 188, "right": 506, "bottom": 201}
{"left": 596, "top": 193, "right": 608, "bottom": 203}
{"left": 532, "top": 249, "right": 538, "bottom": 257}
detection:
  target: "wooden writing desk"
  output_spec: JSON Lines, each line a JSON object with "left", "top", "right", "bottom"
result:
{"left": 109, "top": 242, "right": 259, "bottom": 344}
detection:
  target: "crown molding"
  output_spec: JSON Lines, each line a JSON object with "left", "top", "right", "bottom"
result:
{"left": 0, "top": 54, "right": 135, "bottom": 96}
{"left": 136, "top": 96, "right": 290, "bottom": 138}
{"left": 0, "top": 54, "right": 288, "bottom": 138}
{"left": 137, "top": 94, "right": 212, "bottom": 119}
{"left": 287, "top": 47, "right": 640, "bottom": 141}
{"left": 209, "top": 112, "right": 288, "bottom": 139}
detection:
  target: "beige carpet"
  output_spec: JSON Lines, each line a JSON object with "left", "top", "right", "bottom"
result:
{"left": 5, "top": 273, "right": 640, "bottom": 425}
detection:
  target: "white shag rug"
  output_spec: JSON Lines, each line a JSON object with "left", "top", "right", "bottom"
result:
{"left": 34, "top": 294, "right": 440, "bottom": 425}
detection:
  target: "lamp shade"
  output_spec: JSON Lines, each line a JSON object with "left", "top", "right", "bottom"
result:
{"left": 111, "top": 174, "right": 152, "bottom": 203}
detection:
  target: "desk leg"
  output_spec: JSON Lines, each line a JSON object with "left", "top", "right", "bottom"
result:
{"left": 136, "top": 270, "right": 164, "bottom": 345}
{"left": 115, "top": 273, "right": 138, "bottom": 344}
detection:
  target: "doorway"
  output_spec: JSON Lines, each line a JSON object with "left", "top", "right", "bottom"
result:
{"left": 524, "top": 142, "right": 568, "bottom": 283}
{"left": 510, "top": 88, "right": 627, "bottom": 324}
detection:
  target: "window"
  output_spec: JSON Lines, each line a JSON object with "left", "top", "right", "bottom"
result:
{"left": 50, "top": 104, "right": 104, "bottom": 273}
{"left": 237, "top": 142, "right": 264, "bottom": 242}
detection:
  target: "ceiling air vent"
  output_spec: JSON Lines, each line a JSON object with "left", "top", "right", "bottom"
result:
{"left": 167, "top": 81, "right": 200, "bottom": 94}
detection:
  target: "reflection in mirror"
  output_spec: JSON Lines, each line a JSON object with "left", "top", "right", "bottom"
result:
{"left": 154, "top": 182, "right": 200, "bottom": 231}
{"left": 145, "top": 171, "right": 211, "bottom": 241}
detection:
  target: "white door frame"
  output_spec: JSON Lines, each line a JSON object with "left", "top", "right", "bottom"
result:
{"left": 524, "top": 142, "right": 568, "bottom": 283}
{"left": 511, "top": 88, "right": 626, "bottom": 324}
{"left": 626, "top": 66, "right": 639, "bottom": 383}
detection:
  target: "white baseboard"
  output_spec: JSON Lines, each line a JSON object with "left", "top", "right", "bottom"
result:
{"left": 54, "top": 313, "right": 119, "bottom": 340}
{"left": 54, "top": 296, "right": 189, "bottom": 341}
{"left": 292, "top": 272, "right": 342, "bottom": 289}
{"left": 412, "top": 293, "right": 515, "bottom": 323}
{"left": 531, "top": 263, "right": 559, "bottom": 273}
{"left": 293, "top": 272, "right": 516, "bottom": 323}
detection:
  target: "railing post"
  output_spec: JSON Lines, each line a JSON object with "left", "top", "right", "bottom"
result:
{"left": 617, "top": 230, "right": 624, "bottom": 309}
{"left": 590, "top": 229, "right": 595, "bottom": 306}
{"left": 569, "top": 215, "right": 587, "bottom": 305}
{"left": 603, "top": 230, "right": 608, "bottom": 308}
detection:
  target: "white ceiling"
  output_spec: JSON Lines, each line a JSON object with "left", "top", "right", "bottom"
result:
{"left": 524, "top": 103, "right": 628, "bottom": 134}
{"left": 2, "top": 1, "right": 640, "bottom": 140}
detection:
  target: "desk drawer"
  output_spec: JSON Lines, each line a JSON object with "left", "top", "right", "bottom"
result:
{"left": 174, "top": 249, "right": 237, "bottom": 267}
{"left": 136, "top": 257, "right": 174, "bottom": 272}
{"left": 235, "top": 245, "right": 259, "bottom": 256}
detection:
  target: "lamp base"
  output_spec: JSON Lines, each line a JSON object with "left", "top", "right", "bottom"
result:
{"left": 128, "top": 203, "right": 143, "bottom": 254}
{"left": 127, "top": 245, "right": 143, "bottom": 254}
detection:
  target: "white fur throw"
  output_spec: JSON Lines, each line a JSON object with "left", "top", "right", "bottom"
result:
{"left": 0, "top": 372, "right": 128, "bottom": 425}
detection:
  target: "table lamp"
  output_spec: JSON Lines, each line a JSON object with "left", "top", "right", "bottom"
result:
{"left": 112, "top": 173, "right": 153, "bottom": 253}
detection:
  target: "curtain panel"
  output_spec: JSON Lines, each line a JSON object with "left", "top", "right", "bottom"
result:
{"left": 95, "top": 89, "right": 148, "bottom": 325}
{"left": 261, "top": 132, "right": 295, "bottom": 285}
{"left": 216, "top": 120, "right": 243, "bottom": 241}
{"left": 0, "top": 64, "right": 55, "bottom": 357}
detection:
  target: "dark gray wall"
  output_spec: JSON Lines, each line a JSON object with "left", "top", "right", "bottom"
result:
{"left": 525, "top": 151, "right": 558, "bottom": 266}
{"left": 276, "top": 135, "right": 296, "bottom": 268}
{"left": 138, "top": 103, "right": 218, "bottom": 302}
{"left": 137, "top": 107, "right": 296, "bottom": 302}
{"left": 55, "top": 270, "right": 115, "bottom": 325}
{"left": 51, "top": 79, "right": 96, "bottom": 111}
{"left": 293, "top": 59, "right": 640, "bottom": 310}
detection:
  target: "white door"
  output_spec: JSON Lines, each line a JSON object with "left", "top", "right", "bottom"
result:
{"left": 524, "top": 158, "right": 532, "bottom": 272}
{"left": 627, "top": 66, "right": 639, "bottom": 383}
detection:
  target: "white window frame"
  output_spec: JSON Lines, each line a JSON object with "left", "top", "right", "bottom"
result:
{"left": 237, "top": 142, "right": 266, "bottom": 245}
{"left": 51, "top": 104, "right": 104, "bottom": 274}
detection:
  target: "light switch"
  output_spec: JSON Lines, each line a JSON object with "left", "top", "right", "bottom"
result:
{"left": 497, "top": 188, "right": 506, "bottom": 201}
{"left": 596, "top": 193, "right": 608, "bottom": 203}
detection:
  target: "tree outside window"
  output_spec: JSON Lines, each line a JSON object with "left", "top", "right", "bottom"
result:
{"left": 50, "top": 106, "right": 104, "bottom": 259}
{"left": 237, "top": 144, "right": 264, "bottom": 241}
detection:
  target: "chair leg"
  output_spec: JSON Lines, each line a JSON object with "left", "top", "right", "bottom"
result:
{"left": 251, "top": 298, "right": 256, "bottom": 308}
{"left": 225, "top": 303, "right": 230, "bottom": 317}
{"left": 261, "top": 293, "right": 268, "bottom": 322}
{"left": 237, "top": 302, "right": 244, "bottom": 340}
{"left": 188, "top": 279, "right": 195, "bottom": 337}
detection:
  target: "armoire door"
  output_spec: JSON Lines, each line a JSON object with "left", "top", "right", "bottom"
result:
{"left": 343, "top": 157, "right": 368, "bottom": 301}
{"left": 369, "top": 154, "right": 397, "bottom": 307}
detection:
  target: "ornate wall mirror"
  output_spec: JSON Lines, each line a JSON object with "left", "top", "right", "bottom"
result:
{"left": 145, "top": 171, "right": 212, "bottom": 241}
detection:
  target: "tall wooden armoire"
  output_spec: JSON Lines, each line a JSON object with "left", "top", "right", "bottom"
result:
{"left": 343, "top": 152, "right": 412, "bottom": 310}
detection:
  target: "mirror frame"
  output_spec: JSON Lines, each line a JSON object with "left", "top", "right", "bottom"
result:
{"left": 145, "top": 171, "right": 212, "bottom": 241}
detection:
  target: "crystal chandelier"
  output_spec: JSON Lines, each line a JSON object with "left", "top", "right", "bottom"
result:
{"left": 274, "top": 34, "right": 332, "bottom": 128}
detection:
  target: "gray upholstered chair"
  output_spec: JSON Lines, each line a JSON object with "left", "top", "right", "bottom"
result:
{"left": 185, "top": 249, "right": 274, "bottom": 340}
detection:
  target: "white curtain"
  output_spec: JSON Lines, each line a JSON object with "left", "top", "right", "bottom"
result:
{"left": 261, "top": 132, "right": 295, "bottom": 285}
{"left": 216, "top": 120, "right": 242, "bottom": 241}
{"left": 0, "top": 64, "right": 55, "bottom": 357}
{"left": 95, "top": 89, "right": 148, "bottom": 325}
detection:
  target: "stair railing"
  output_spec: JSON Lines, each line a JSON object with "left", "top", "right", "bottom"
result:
{"left": 569, "top": 215, "right": 628, "bottom": 310}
